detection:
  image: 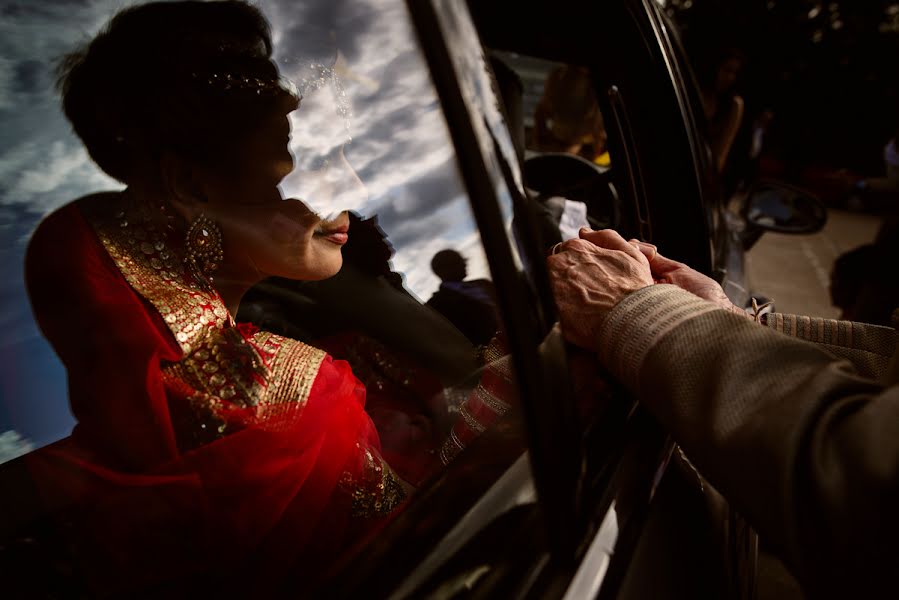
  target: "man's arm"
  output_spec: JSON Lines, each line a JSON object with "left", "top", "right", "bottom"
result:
{"left": 629, "top": 237, "right": 897, "bottom": 379}
{"left": 760, "top": 311, "right": 896, "bottom": 380}
{"left": 548, "top": 230, "right": 899, "bottom": 597}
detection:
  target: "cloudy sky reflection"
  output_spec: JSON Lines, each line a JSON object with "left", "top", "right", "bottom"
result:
{"left": 0, "top": 0, "right": 494, "bottom": 451}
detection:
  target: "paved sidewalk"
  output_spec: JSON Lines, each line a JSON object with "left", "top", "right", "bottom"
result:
{"left": 746, "top": 209, "right": 883, "bottom": 319}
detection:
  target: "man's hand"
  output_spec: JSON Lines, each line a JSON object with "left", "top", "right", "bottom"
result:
{"left": 628, "top": 240, "right": 749, "bottom": 318}
{"left": 547, "top": 229, "right": 654, "bottom": 351}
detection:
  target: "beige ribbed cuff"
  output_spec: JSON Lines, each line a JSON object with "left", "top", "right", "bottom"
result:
{"left": 598, "top": 285, "right": 721, "bottom": 393}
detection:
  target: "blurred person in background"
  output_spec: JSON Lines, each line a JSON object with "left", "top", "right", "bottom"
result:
{"left": 697, "top": 47, "right": 746, "bottom": 173}
{"left": 533, "top": 65, "right": 610, "bottom": 168}
{"left": 489, "top": 56, "right": 594, "bottom": 249}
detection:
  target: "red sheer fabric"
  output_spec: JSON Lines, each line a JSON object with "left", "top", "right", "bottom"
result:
{"left": 24, "top": 197, "right": 405, "bottom": 595}
{"left": 314, "top": 332, "right": 448, "bottom": 486}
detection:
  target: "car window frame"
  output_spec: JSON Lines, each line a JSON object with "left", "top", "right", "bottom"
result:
{"left": 410, "top": 0, "right": 588, "bottom": 555}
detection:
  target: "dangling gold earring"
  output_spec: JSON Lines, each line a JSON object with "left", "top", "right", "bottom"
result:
{"left": 184, "top": 214, "right": 223, "bottom": 291}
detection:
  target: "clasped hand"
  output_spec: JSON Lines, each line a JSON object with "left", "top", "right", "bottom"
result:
{"left": 546, "top": 228, "right": 746, "bottom": 352}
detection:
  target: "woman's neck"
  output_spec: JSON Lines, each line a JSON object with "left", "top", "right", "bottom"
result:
{"left": 125, "top": 186, "right": 260, "bottom": 320}
{"left": 209, "top": 273, "right": 254, "bottom": 319}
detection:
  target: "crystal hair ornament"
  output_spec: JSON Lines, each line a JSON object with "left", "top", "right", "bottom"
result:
{"left": 191, "top": 71, "right": 296, "bottom": 98}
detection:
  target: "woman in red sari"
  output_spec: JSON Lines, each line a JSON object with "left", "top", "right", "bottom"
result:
{"left": 24, "top": 1, "right": 513, "bottom": 596}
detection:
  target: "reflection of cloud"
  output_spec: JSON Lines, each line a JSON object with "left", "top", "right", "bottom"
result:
{"left": 1, "top": 140, "right": 121, "bottom": 214}
{"left": 0, "top": 0, "right": 499, "bottom": 303}
{"left": 275, "top": 0, "right": 464, "bottom": 230}
{"left": 0, "top": 57, "right": 15, "bottom": 110}
{"left": 0, "top": 430, "right": 34, "bottom": 465}
{"left": 387, "top": 194, "right": 491, "bottom": 301}
{"left": 262, "top": 0, "right": 489, "bottom": 299}
{"left": 0, "top": 0, "right": 124, "bottom": 217}
{"left": 0, "top": 294, "right": 43, "bottom": 347}
{"left": 368, "top": 157, "right": 464, "bottom": 240}
{"left": 0, "top": 204, "right": 47, "bottom": 346}
{"left": 267, "top": 0, "right": 377, "bottom": 66}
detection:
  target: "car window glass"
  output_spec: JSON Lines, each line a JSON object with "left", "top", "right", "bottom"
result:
{"left": 429, "top": 2, "right": 527, "bottom": 269}
{"left": 492, "top": 53, "right": 622, "bottom": 238}
{"left": 1, "top": 0, "right": 529, "bottom": 591}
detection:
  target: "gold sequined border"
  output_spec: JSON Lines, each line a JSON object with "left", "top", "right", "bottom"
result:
{"left": 83, "top": 198, "right": 229, "bottom": 355}
{"left": 342, "top": 445, "right": 407, "bottom": 518}
{"left": 82, "top": 197, "right": 327, "bottom": 449}
{"left": 163, "top": 331, "right": 327, "bottom": 448}
{"left": 254, "top": 331, "right": 326, "bottom": 409}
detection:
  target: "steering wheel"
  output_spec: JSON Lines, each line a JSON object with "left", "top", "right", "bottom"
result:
{"left": 524, "top": 152, "right": 622, "bottom": 231}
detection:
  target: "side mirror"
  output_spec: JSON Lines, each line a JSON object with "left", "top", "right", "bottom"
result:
{"left": 743, "top": 181, "right": 827, "bottom": 234}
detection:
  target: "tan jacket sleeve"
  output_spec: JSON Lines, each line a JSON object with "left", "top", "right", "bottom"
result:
{"left": 598, "top": 285, "right": 899, "bottom": 598}
{"left": 761, "top": 311, "right": 897, "bottom": 380}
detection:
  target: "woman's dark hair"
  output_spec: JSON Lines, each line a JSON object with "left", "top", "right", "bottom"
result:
{"left": 57, "top": 0, "right": 275, "bottom": 183}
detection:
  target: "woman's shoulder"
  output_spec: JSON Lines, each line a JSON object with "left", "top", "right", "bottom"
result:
{"left": 25, "top": 192, "right": 126, "bottom": 297}
{"left": 29, "top": 192, "right": 122, "bottom": 247}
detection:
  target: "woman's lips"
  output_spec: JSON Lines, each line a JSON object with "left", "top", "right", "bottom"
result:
{"left": 315, "top": 220, "right": 350, "bottom": 245}
{"left": 322, "top": 231, "right": 348, "bottom": 245}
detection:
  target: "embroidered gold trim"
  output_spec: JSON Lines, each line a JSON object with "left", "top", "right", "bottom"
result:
{"left": 343, "top": 446, "right": 407, "bottom": 518}
{"left": 251, "top": 332, "right": 326, "bottom": 431}
{"left": 261, "top": 332, "right": 325, "bottom": 409}
{"left": 84, "top": 197, "right": 326, "bottom": 449}
{"left": 85, "top": 198, "right": 228, "bottom": 355}
{"left": 162, "top": 331, "right": 325, "bottom": 447}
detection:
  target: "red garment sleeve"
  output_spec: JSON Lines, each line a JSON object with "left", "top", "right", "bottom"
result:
{"left": 25, "top": 202, "right": 182, "bottom": 470}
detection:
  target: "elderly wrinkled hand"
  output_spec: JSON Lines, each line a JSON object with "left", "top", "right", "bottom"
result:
{"left": 627, "top": 241, "right": 749, "bottom": 318}
{"left": 546, "top": 228, "right": 654, "bottom": 351}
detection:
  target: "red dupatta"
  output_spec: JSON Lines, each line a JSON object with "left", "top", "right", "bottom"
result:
{"left": 24, "top": 194, "right": 405, "bottom": 596}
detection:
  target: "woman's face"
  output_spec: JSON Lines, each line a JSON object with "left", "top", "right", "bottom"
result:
{"left": 195, "top": 76, "right": 353, "bottom": 285}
